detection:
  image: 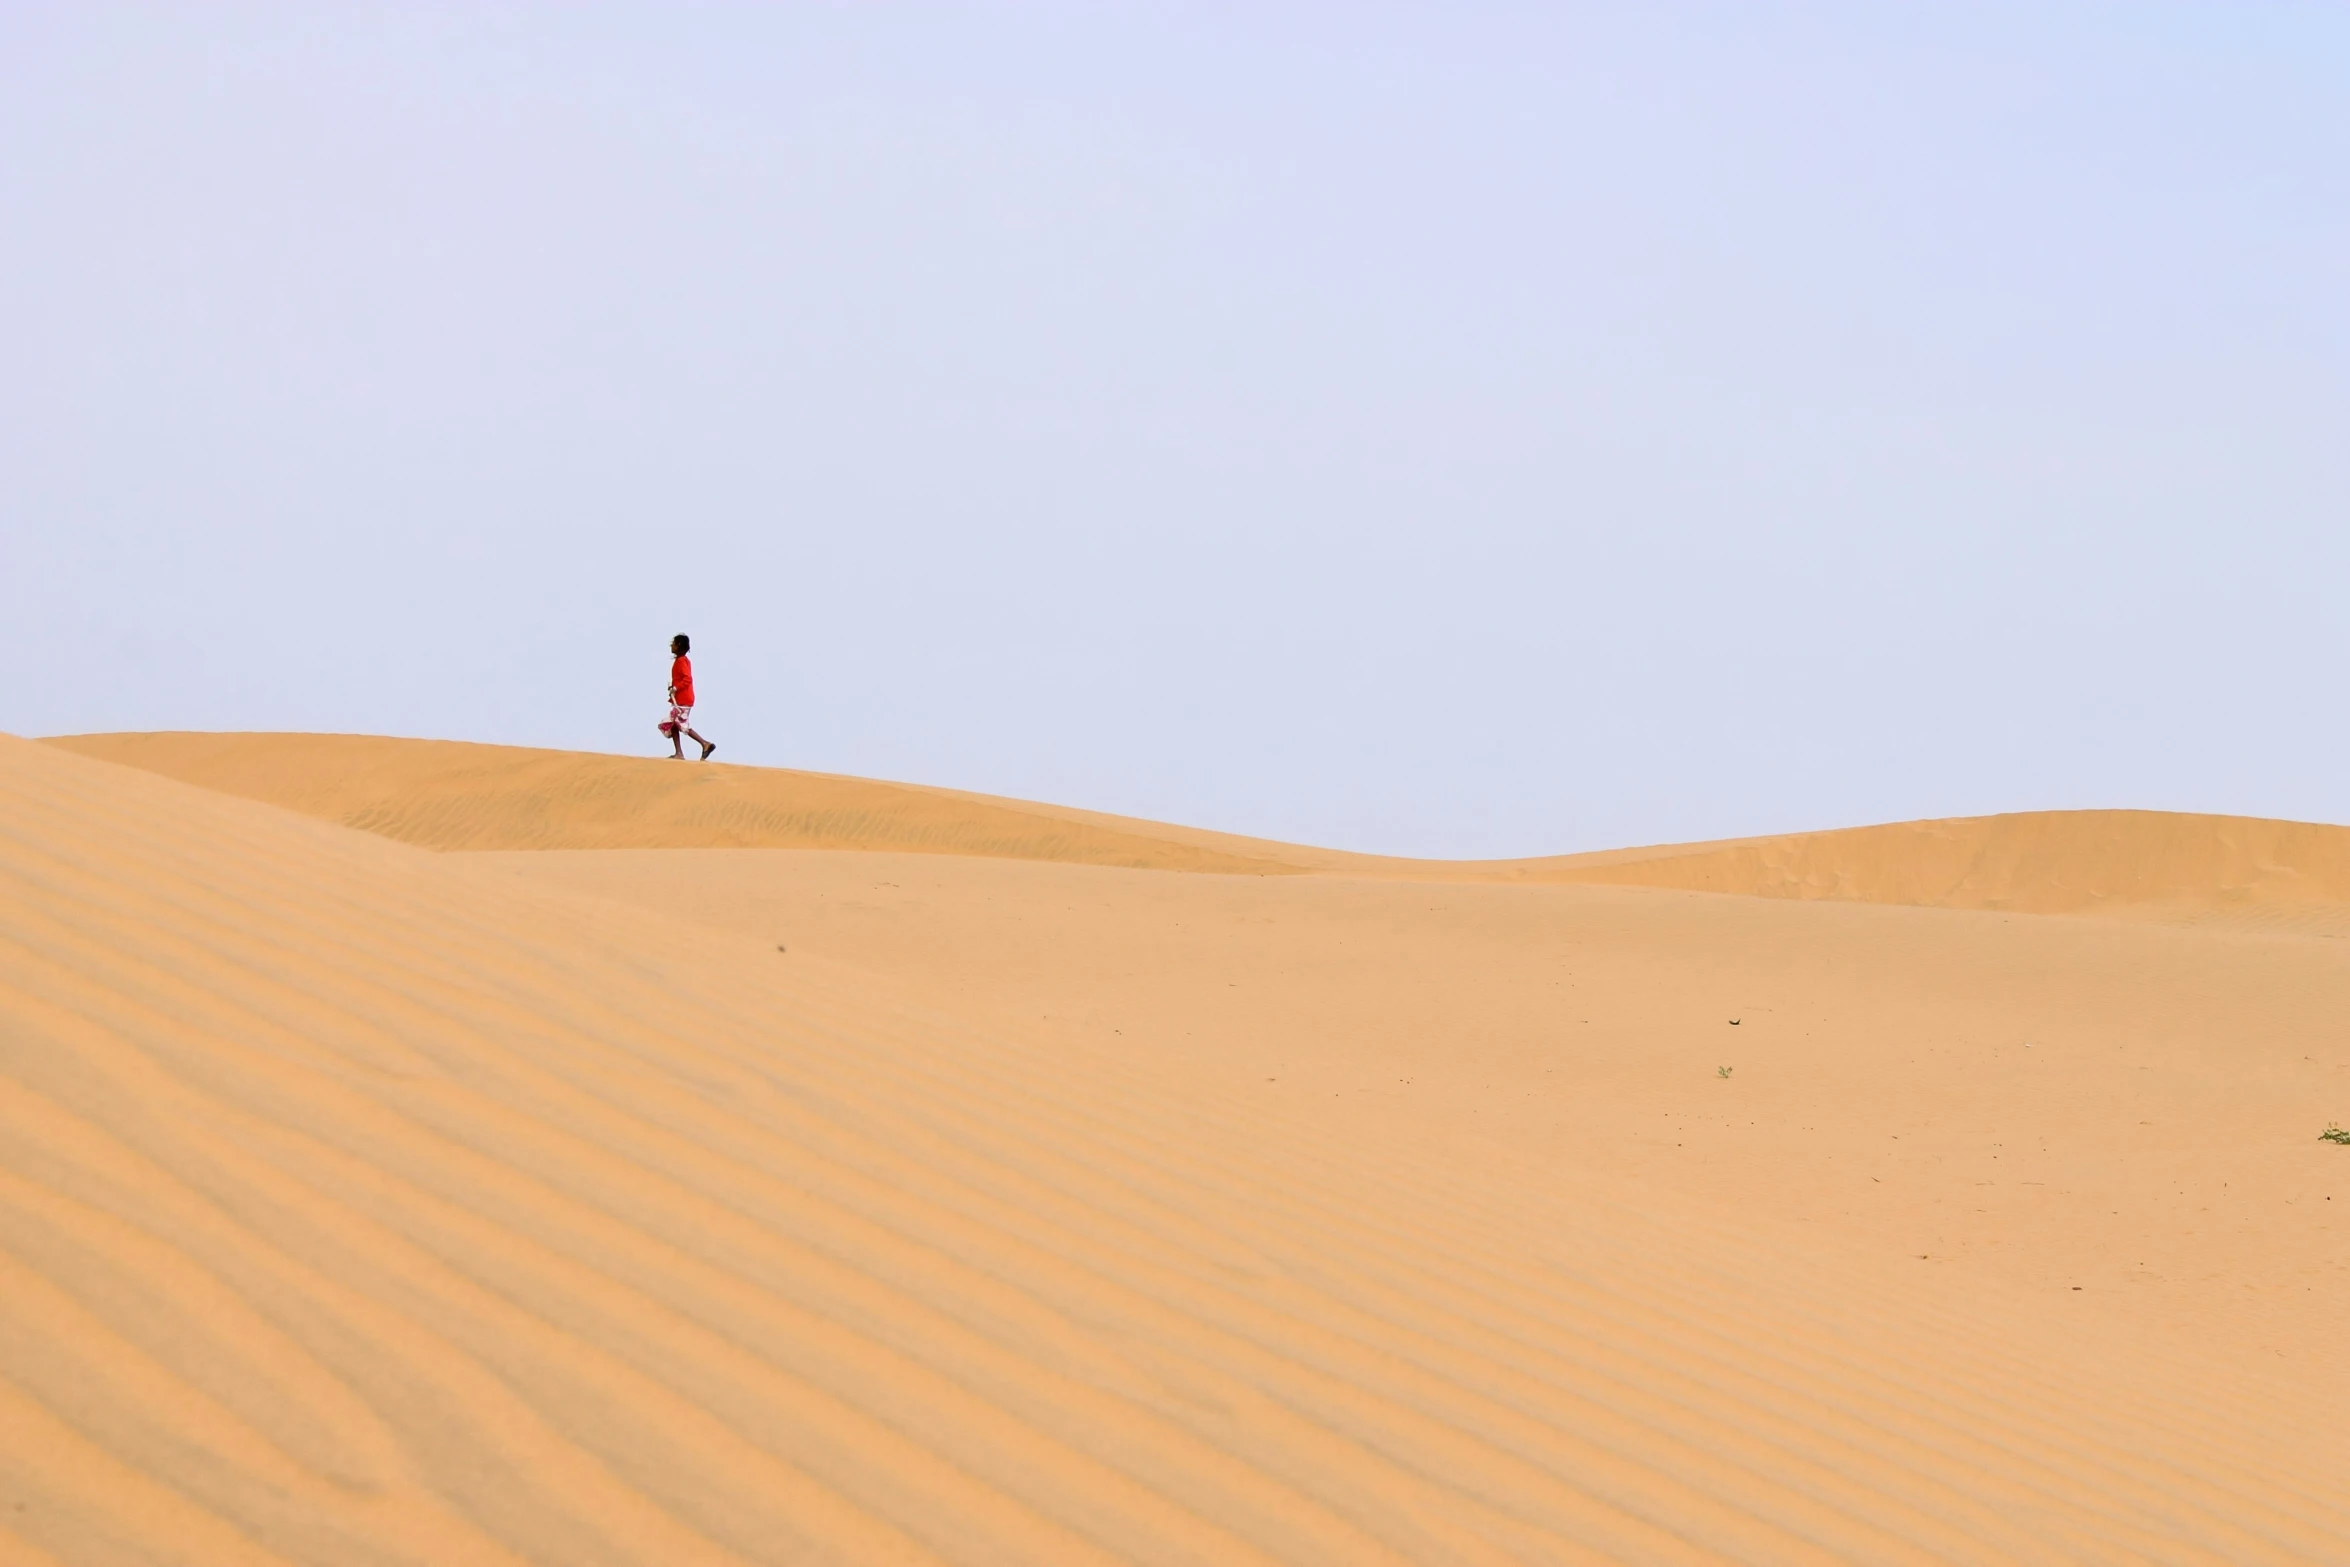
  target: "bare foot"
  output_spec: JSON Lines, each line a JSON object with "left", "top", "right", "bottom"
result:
{"left": 700, "top": 740, "right": 716, "bottom": 760}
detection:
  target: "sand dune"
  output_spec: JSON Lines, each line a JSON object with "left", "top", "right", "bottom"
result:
{"left": 6, "top": 733, "right": 2348, "bottom": 1562}
{"left": 39, "top": 732, "right": 1340, "bottom": 873}
{"left": 1525, "top": 809, "right": 2350, "bottom": 921}
{"left": 46, "top": 735, "right": 2350, "bottom": 932}
{"left": 486, "top": 844, "right": 2350, "bottom": 1384}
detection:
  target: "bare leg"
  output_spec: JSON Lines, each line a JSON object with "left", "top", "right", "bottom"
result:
{"left": 687, "top": 727, "right": 714, "bottom": 760}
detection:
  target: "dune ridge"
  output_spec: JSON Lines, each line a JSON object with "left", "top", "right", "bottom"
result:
{"left": 39, "top": 732, "right": 1335, "bottom": 873}
{"left": 8, "top": 737, "right": 2348, "bottom": 1561}
{"left": 45, "top": 733, "right": 2350, "bottom": 930}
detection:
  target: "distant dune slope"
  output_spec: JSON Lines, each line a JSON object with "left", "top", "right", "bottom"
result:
{"left": 1525, "top": 808, "right": 2350, "bottom": 915}
{"left": 6, "top": 736, "right": 2348, "bottom": 1563}
{"left": 43, "top": 732, "right": 2350, "bottom": 922}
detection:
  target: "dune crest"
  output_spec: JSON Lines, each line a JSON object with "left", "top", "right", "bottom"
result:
{"left": 45, "top": 732, "right": 2350, "bottom": 928}
{"left": 42, "top": 731, "right": 1325, "bottom": 871}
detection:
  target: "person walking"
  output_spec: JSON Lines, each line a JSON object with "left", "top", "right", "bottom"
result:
{"left": 659, "top": 634, "right": 715, "bottom": 760}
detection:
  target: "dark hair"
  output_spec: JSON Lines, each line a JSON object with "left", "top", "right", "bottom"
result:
{"left": 672, "top": 634, "right": 690, "bottom": 654}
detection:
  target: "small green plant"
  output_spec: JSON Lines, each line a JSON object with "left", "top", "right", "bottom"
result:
{"left": 2321, "top": 1123, "right": 2350, "bottom": 1145}
{"left": 1717, "top": 1065, "right": 1734, "bottom": 1079}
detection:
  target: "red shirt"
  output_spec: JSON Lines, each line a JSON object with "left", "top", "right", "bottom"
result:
{"left": 669, "top": 654, "right": 695, "bottom": 707}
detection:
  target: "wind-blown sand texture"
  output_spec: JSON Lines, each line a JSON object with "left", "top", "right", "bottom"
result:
{"left": 7, "top": 732, "right": 2349, "bottom": 1562}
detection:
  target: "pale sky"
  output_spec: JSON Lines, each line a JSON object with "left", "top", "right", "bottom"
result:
{"left": 4, "top": 4, "right": 2344, "bottom": 857}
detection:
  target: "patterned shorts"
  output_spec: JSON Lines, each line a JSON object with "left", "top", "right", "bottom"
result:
{"left": 658, "top": 704, "right": 693, "bottom": 737}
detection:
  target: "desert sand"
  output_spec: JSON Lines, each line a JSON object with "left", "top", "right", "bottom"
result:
{"left": 50, "top": 732, "right": 2350, "bottom": 926}
{"left": 6, "top": 732, "right": 2347, "bottom": 1563}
